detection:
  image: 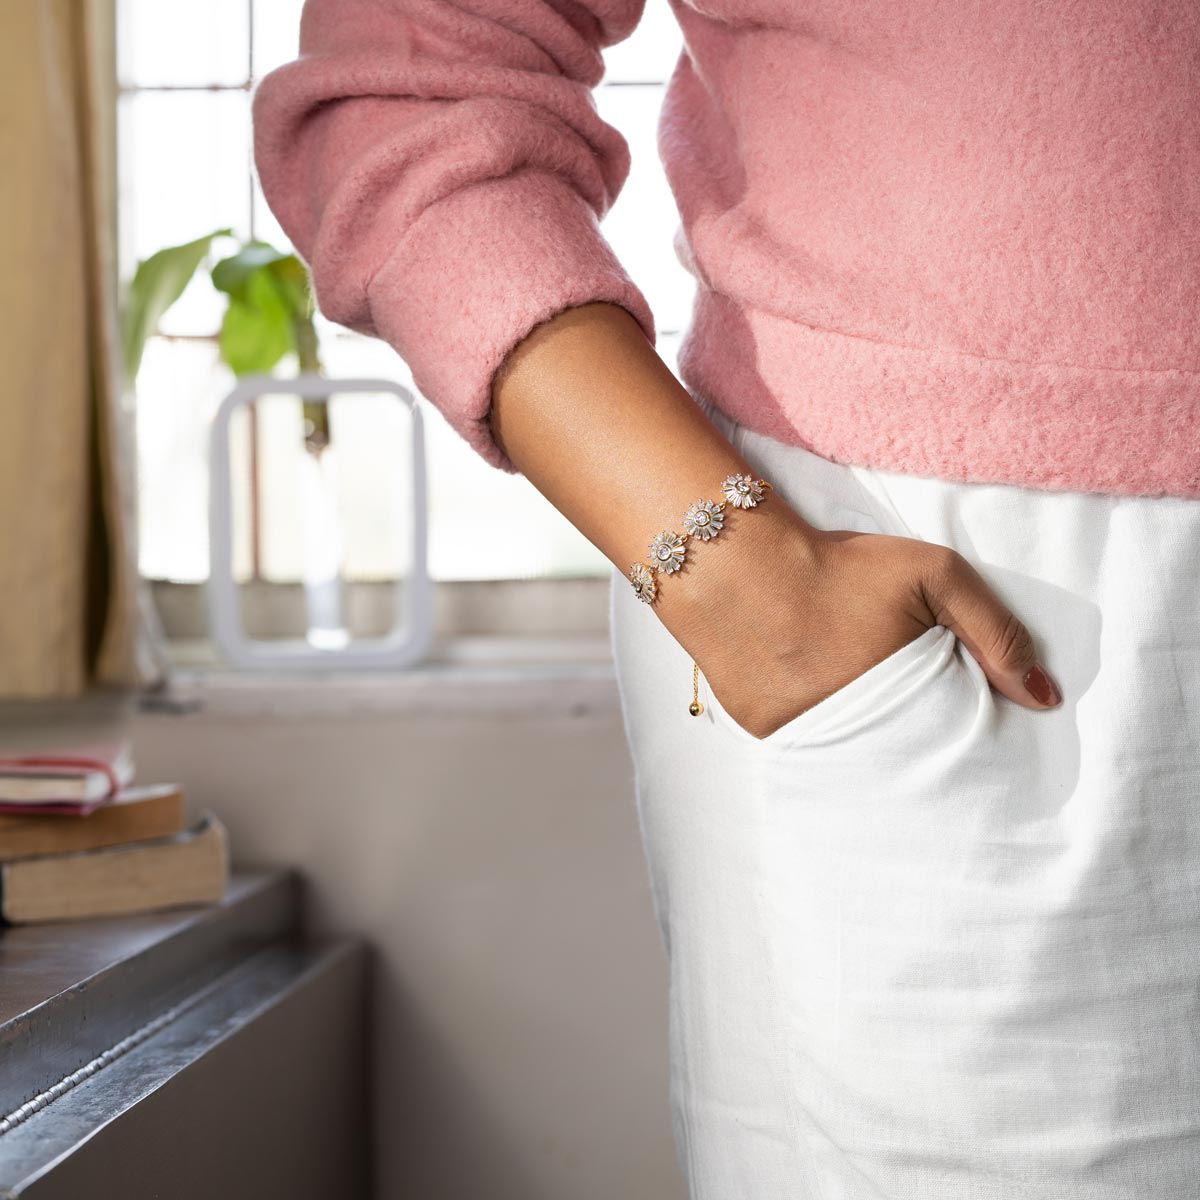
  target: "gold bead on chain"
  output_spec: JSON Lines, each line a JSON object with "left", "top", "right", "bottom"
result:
{"left": 689, "top": 660, "right": 704, "bottom": 717}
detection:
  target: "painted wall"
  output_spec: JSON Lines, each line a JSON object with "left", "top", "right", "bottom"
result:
{"left": 130, "top": 677, "right": 686, "bottom": 1200}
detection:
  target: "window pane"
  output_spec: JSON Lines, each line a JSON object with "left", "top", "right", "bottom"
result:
{"left": 118, "top": 91, "right": 252, "bottom": 335}
{"left": 657, "top": 329, "right": 685, "bottom": 379}
{"left": 597, "top": 84, "right": 694, "bottom": 333}
{"left": 135, "top": 329, "right": 689, "bottom": 586}
{"left": 118, "top": 0, "right": 250, "bottom": 88}
{"left": 247, "top": 390, "right": 416, "bottom": 582}
{"left": 333, "top": 395, "right": 416, "bottom": 580}
{"left": 317, "top": 333, "right": 610, "bottom": 582}
{"left": 252, "top": 0, "right": 307, "bottom": 79}
{"left": 136, "top": 338, "right": 230, "bottom": 582}
{"left": 251, "top": 176, "right": 293, "bottom": 253}
{"left": 423, "top": 412, "right": 610, "bottom": 581}
{"left": 602, "top": 0, "right": 683, "bottom": 83}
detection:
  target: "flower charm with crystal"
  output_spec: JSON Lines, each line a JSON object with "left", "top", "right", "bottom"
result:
{"left": 682, "top": 499, "right": 725, "bottom": 541}
{"left": 722, "top": 473, "right": 765, "bottom": 509}
{"left": 628, "top": 561, "right": 657, "bottom": 604}
{"left": 648, "top": 530, "right": 687, "bottom": 574}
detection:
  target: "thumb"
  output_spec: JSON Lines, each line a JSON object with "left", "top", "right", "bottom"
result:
{"left": 922, "top": 551, "right": 1062, "bottom": 711}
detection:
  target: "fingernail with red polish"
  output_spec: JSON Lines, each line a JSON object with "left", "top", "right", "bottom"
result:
{"left": 1023, "top": 663, "right": 1061, "bottom": 707}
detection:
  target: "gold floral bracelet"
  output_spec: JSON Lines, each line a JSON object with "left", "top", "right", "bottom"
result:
{"left": 627, "top": 472, "right": 773, "bottom": 716}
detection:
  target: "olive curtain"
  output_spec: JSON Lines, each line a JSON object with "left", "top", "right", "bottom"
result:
{"left": 0, "top": 0, "right": 161, "bottom": 698}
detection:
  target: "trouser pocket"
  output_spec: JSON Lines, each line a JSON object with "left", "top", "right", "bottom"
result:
{"left": 742, "top": 618, "right": 1114, "bottom": 1193}
{"left": 704, "top": 622, "right": 957, "bottom": 748}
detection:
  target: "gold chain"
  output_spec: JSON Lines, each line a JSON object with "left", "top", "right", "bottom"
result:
{"left": 689, "top": 661, "right": 704, "bottom": 717}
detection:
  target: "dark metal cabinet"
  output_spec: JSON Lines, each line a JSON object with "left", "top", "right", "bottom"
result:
{"left": 0, "top": 870, "right": 371, "bottom": 1199}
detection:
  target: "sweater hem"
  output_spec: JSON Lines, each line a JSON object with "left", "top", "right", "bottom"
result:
{"left": 679, "top": 290, "right": 1200, "bottom": 501}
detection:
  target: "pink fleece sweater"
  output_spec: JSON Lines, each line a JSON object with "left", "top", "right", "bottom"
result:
{"left": 253, "top": 0, "right": 1200, "bottom": 498}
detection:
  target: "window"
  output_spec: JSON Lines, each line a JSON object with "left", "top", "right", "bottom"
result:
{"left": 116, "top": 0, "right": 692, "bottom": 599}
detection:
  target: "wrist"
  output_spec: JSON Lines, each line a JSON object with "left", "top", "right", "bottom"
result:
{"left": 653, "top": 496, "right": 824, "bottom": 637}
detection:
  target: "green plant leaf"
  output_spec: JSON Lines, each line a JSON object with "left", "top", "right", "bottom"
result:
{"left": 218, "top": 268, "right": 295, "bottom": 376}
{"left": 211, "top": 242, "right": 291, "bottom": 300}
{"left": 268, "top": 255, "right": 315, "bottom": 321}
{"left": 121, "top": 228, "right": 231, "bottom": 383}
{"left": 212, "top": 244, "right": 312, "bottom": 316}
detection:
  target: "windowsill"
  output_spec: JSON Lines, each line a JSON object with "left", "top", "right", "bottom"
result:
{"left": 149, "top": 577, "right": 616, "bottom": 642}
{"left": 141, "top": 634, "right": 623, "bottom": 720}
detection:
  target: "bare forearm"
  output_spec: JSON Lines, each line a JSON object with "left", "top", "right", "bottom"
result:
{"left": 488, "top": 301, "right": 818, "bottom": 637}
{"left": 489, "top": 300, "right": 1060, "bottom": 732}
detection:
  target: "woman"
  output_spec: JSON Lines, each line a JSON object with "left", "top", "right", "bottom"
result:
{"left": 254, "top": 0, "right": 1200, "bottom": 1193}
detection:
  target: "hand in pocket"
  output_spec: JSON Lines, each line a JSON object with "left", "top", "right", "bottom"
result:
{"left": 663, "top": 506, "right": 1063, "bottom": 741}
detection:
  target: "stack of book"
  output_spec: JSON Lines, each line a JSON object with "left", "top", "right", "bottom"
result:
{"left": 0, "top": 742, "right": 229, "bottom": 925}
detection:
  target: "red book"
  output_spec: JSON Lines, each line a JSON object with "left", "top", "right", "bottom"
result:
{"left": 0, "top": 743, "right": 136, "bottom": 816}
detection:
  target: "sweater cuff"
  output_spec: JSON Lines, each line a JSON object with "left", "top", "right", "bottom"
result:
{"left": 366, "top": 167, "right": 657, "bottom": 474}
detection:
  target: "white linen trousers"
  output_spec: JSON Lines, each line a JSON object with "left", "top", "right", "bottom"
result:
{"left": 610, "top": 395, "right": 1200, "bottom": 1199}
